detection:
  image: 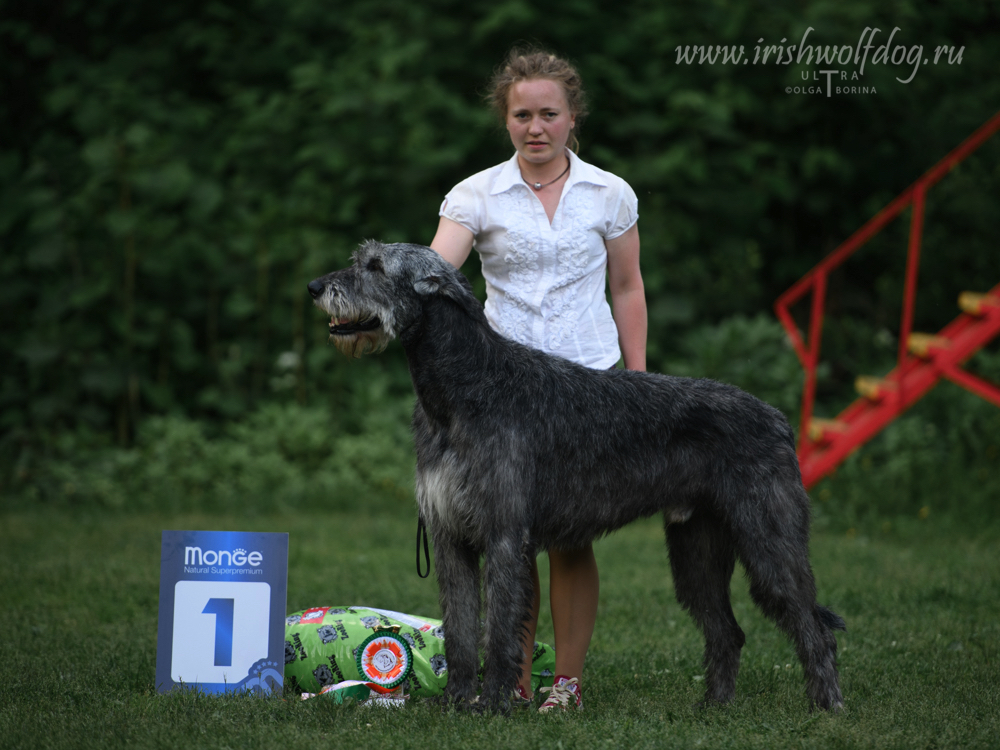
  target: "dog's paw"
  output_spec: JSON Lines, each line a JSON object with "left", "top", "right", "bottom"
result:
{"left": 472, "top": 695, "right": 511, "bottom": 716}
{"left": 694, "top": 694, "right": 733, "bottom": 710}
{"left": 808, "top": 682, "right": 844, "bottom": 712}
{"left": 810, "top": 695, "right": 844, "bottom": 713}
{"left": 440, "top": 690, "right": 479, "bottom": 714}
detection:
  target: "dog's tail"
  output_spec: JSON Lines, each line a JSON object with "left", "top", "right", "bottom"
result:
{"left": 816, "top": 605, "right": 847, "bottom": 632}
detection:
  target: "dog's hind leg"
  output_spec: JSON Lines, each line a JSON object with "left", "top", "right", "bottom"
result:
{"left": 666, "top": 511, "right": 746, "bottom": 705}
{"left": 735, "top": 488, "right": 844, "bottom": 711}
{"left": 479, "top": 532, "right": 534, "bottom": 714}
{"left": 432, "top": 531, "right": 482, "bottom": 707}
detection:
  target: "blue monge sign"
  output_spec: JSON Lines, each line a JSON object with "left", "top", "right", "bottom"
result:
{"left": 156, "top": 530, "right": 288, "bottom": 694}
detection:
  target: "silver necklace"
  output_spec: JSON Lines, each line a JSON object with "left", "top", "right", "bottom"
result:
{"left": 529, "top": 161, "right": 570, "bottom": 190}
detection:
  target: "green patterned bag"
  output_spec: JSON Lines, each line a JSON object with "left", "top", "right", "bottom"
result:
{"left": 285, "top": 605, "right": 555, "bottom": 697}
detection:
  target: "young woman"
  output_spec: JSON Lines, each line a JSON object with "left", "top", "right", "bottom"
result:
{"left": 430, "top": 49, "right": 647, "bottom": 712}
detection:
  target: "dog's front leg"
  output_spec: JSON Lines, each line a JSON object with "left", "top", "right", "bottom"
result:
{"left": 479, "top": 533, "right": 533, "bottom": 714}
{"left": 432, "top": 529, "right": 481, "bottom": 708}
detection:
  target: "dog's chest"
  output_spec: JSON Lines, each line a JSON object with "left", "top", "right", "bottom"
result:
{"left": 414, "top": 421, "right": 520, "bottom": 541}
{"left": 415, "top": 457, "right": 497, "bottom": 544}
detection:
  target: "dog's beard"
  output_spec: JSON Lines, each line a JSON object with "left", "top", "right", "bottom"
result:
{"left": 326, "top": 313, "right": 392, "bottom": 358}
{"left": 329, "top": 327, "right": 391, "bottom": 357}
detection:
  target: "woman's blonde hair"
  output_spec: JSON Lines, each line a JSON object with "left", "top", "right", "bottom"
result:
{"left": 487, "top": 48, "right": 589, "bottom": 152}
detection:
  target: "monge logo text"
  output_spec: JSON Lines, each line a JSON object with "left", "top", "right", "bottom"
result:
{"left": 184, "top": 546, "right": 264, "bottom": 574}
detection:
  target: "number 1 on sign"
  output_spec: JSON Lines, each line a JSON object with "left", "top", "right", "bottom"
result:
{"left": 202, "top": 598, "right": 234, "bottom": 666}
{"left": 171, "top": 581, "right": 270, "bottom": 684}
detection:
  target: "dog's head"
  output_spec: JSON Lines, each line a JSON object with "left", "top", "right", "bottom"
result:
{"left": 307, "top": 240, "right": 481, "bottom": 357}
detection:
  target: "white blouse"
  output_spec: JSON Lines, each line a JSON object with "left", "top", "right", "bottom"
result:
{"left": 439, "top": 150, "right": 638, "bottom": 369}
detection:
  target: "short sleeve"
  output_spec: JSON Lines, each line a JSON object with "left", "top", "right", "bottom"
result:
{"left": 605, "top": 180, "right": 639, "bottom": 240}
{"left": 439, "top": 178, "right": 483, "bottom": 236}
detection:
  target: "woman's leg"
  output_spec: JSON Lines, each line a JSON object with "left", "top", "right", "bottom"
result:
{"left": 518, "top": 556, "right": 541, "bottom": 697}
{"left": 548, "top": 544, "right": 599, "bottom": 680}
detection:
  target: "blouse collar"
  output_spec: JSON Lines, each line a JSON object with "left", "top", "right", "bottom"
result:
{"left": 490, "top": 149, "right": 608, "bottom": 196}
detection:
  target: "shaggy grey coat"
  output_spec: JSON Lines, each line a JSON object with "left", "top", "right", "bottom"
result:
{"left": 307, "top": 241, "right": 845, "bottom": 713}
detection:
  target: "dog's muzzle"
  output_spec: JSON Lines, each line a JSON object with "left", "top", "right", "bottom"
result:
{"left": 307, "top": 279, "right": 381, "bottom": 335}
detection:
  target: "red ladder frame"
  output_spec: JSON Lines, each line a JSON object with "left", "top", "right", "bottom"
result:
{"left": 774, "top": 110, "right": 1000, "bottom": 489}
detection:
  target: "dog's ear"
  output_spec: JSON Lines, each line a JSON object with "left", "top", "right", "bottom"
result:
{"left": 413, "top": 273, "right": 485, "bottom": 321}
{"left": 415, "top": 274, "right": 472, "bottom": 300}
{"left": 413, "top": 276, "right": 444, "bottom": 296}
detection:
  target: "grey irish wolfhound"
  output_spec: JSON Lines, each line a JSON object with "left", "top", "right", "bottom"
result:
{"left": 307, "top": 241, "right": 845, "bottom": 713}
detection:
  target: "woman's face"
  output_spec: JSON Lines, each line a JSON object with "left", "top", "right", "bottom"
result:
{"left": 506, "top": 79, "right": 576, "bottom": 166}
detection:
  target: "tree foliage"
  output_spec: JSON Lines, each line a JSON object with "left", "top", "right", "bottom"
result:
{"left": 2, "top": 0, "right": 998, "bottom": 486}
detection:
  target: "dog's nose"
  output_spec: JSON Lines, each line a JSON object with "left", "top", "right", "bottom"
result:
{"left": 307, "top": 279, "right": 325, "bottom": 299}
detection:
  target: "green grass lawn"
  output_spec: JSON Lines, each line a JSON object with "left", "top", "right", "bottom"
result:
{"left": 1, "top": 508, "right": 997, "bottom": 749}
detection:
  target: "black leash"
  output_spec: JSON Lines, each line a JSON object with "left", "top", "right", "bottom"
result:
{"left": 416, "top": 515, "right": 431, "bottom": 578}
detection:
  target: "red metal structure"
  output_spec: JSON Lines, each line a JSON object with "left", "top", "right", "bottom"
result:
{"left": 774, "top": 110, "right": 1000, "bottom": 489}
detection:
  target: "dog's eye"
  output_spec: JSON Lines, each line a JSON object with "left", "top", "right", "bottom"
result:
{"left": 366, "top": 257, "right": 385, "bottom": 274}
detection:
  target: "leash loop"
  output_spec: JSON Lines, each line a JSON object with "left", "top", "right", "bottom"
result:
{"left": 416, "top": 515, "right": 431, "bottom": 578}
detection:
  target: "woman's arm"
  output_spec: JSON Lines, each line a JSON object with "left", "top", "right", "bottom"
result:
{"left": 430, "top": 216, "right": 475, "bottom": 269}
{"left": 606, "top": 223, "right": 647, "bottom": 372}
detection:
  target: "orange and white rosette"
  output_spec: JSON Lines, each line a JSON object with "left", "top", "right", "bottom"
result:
{"left": 355, "top": 631, "right": 413, "bottom": 690}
